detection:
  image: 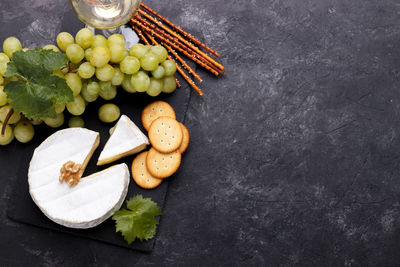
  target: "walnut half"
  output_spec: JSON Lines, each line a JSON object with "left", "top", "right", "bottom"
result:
{"left": 59, "top": 161, "right": 83, "bottom": 187}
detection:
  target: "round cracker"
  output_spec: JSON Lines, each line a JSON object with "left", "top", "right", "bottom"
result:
{"left": 149, "top": 117, "right": 183, "bottom": 153}
{"left": 178, "top": 123, "right": 190, "bottom": 154}
{"left": 141, "top": 101, "right": 176, "bottom": 131}
{"left": 131, "top": 151, "right": 163, "bottom": 189}
{"left": 146, "top": 147, "right": 181, "bottom": 178}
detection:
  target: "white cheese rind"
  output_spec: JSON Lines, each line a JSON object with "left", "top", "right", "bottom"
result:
{"left": 28, "top": 128, "right": 130, "bottom": 229}
{"left": 97, "top": 115, "right": 149, "bottom": 165}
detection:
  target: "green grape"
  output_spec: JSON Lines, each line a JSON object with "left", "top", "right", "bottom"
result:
{"left": 44, "top": 113, "right": 64, "bottom": 128}
{"left": 99, "top": 81, "right": 117, "bottom": 100}
{"left": 147, "top": 78, "right": 163, "bottom": 97}
{"left": 3, "top": 37, "right": 22, "bottom": 58}
{"left": 70, "top": 62, "right": 82, "bottom": 70}
{"left": 0, "top": 86, "right": 7, "bottom": 106}
{"left": 150, "top": 45, "right": 168, "bottom": 62}
{"left": 120, "top": 56, "right": 140, "bottom": 74}
{"left": 86, "top": 81, "right": 100, "bottom": 95}
{"left": 43, "top": 44, "right": 59, "bottom": 52}
{"left": 0, "top": 62, "right": 7, "bottom": 76}
{"left": 78, "top": 62, "right": 95, "bottom": 79}
{"left": 55, "top": 102, "right": 65, "bottom": 114}
{"left": 14, "top": 121, "right": 34, "bottom": 143}
{"left": 66, "top": 95, "right": 86, "bottom": 116}
{"left": 30, "top": 119, "right": 42, "bottom": 125}
{"left": 0, "top": 105, "right": 21, "bottom": 124}
{"left": 162, "top": 76, "right": 177, "bottom": 93}
{"left": 151, "top": 65, "right": 165, "bottom": 79}
{"left": 140, "top": 53, "right": 159, "bottom": 71}
{"left": 92, "top": 34, "right": 108, "bottom": 48}
{"left": 61, "top": 66, "right": 69, "bottom": 74}
{"left": 90, "top": 46, "right": 111, "bottom": 67}
{"left": 129, "top": 43, "right": 149, "bottom": 59}
{"left": 0, "top": 75, "right": 4, "bottom": 85}
{"left": 111, "top": 67, "right": 124, "bottom": 86}
{"left": 162, "top": 60, "right": 177, "bottom": 76}
{"left": 131, "top": 71, "right": 150, "bottom": 92}
{"left": 0, "top": 53, "right": 10, "bottom": 63}
{"left": 68, "top": 116, "right": 85, "bottom": 128}
{"left": 52, "top": 69, "right": 64, "bottom": 78}
{"left": 109, "top": 44, "right": 126, "bottom": 63}
{"left": 121, "top": 75, "right": 135, "bottom": 93}
{"left": 98, "top": 103, "right": 120, "bottom": 123}
{"left": 57, "top": 32, "right": 74, "bottom": 52}
{"left": 66, "top": 44, "right": 84, "bottom": 63}
{"left": 81, "top": 83, "right": 99, "bottom": 102}
{"left": 0, "top": 123, "right": 13, "bottom": 145}
{"left": 96, "top": 64, "right": 115, "bottom": 81}
{"left": 65, "top": 73, "right": 82, "bottom": 96}
{"left": 85, "top": 48, "right": 93, "bottom": 61}
{"left": 75, "top": 28, "right": 94, "bottom": 49}
{"left": 107, "top": 34, "right": 125, "bottom": 46}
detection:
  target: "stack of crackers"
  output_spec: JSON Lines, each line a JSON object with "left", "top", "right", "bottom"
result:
{"left": 132, "top": 101, "right": 190, "bottom": 189}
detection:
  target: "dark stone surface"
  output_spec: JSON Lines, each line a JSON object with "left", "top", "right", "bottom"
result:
{"left": 2, "top": 0, "right": 400, "bottom": 266}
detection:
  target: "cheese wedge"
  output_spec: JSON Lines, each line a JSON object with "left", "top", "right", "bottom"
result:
{"left": 28, "top": 128, "right": 130, "bottom": 229}
{"left": 97, "top": 115, "right": 149, "bottom": 166}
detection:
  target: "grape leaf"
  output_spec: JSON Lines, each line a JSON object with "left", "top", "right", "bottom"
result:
{"left": 3, "top": 48, "right": 73, "bottom": 120}
{"left": 112, "top": 195, "right": 162, "bottom": 244}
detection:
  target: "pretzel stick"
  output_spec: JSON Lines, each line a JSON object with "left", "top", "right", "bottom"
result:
{"left": 133, "top": 26, "right": 181, "bottom": 88}
{"left": 143, "top": 32, "right": 203, "bottom": 95}
{"left": 133, "top": 26, "right": 150, "bottom": 45}
{"left": 135, "top": 15, "right": 192, "bottom": 55}
{"left": 132, "top": 19, "right": 220, "bottom": 76}
{"left": 138, "top": 9, "right": 224, "bottom": 71}
{"left": 140, "top": 3, "right": 220, "bottom": 58}
{"left": 163, "top": 42, "right": 203, "bottom": 82}
{"left": 134, "top": 15, "right": 224, "bottom": 76}
{"left": 134, "top": 15, "right": 225, "bottom": 76}
{"left": 197, "top": 55, "right": 227, "bottom": 76}
{"left": 134, "top": 16, "right": 202, "bottom": 82}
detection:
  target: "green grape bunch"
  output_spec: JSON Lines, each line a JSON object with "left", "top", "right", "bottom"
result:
{"left": 0, "top": 28, "right": 178, "bottom": 146}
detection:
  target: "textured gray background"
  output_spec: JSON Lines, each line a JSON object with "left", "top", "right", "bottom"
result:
{"left": 2, "top": 0, "right": 400, "bottom": 266}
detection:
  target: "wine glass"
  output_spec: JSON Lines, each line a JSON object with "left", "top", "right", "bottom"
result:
{"left": 68, "top": 0, "right": 142, "bottom": 48}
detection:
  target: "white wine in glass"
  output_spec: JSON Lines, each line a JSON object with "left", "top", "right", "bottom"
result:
{"left": 69, "top": 0, "right": 142, "bottom": 46}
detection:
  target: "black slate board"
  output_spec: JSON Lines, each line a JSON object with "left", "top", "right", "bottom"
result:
{"left": 4, "top": 9, "right": 191, "bottom": 252}
{"left": 6, "top": 81, "right": 190, "bottom": 252}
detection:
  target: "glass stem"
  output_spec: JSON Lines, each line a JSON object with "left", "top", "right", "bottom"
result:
{"left": 85, "top": 25, "right": 122, "bottom": 37}
{"left": 101, "top": 27, "right": 122, "bottom": 38}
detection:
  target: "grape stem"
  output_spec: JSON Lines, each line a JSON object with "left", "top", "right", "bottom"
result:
{"left": 1, "top": 108, "right": 13, "bottom": 136}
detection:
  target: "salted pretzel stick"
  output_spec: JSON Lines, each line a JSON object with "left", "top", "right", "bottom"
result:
{"left": 134, "top": 15, "right": 224, "bottom": 76}
{"left": 163, "top": 42, "right": 203, "bottom": 82}
{"left": 133, "top": 26, "right": 181, "bottom": 88}
{"left": 140, "top": 3, "right": 220, "bottom": 58}
{"left": 137, "top": 9, "right": 224, "bottom": 71}
{"left": 133, "top": 26, "right": 150, "bottom": 45}
{"left": 143, "top": 32, "right": 203, "bottom": 95}
{"left": 134, "top": 17, "right": 202, "bottom": 82}
{"left": 135, "top": 16, "right": 192, "bottom": 55}
{"left": 198, "top": 55, "right": 227, "bottom": 76}
{"left": 132, "top": 19, "right": 219, "bottom": 76}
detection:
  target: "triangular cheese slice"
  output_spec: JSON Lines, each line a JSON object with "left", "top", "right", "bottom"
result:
{"left": 28, "top": 128, "right": 130, "bottom": 229}
{"left": 97, "top": 115, "right": 149, "bottom": 166}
